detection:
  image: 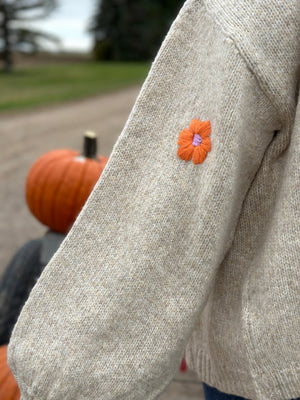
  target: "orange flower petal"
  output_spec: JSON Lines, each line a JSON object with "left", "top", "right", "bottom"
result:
{"left": 177, "top": 143, "right": 194, "bottom": 161}
{"left": 192, "top": 145, "right": 207, "bottom": 164}
{"left": 189, "top": 119, "right": 203, "bottom": 135}
{"left": 177, "top": 128, "right": 193, "bottom": 145}
{"left": 189, "top": 119, "right": 211, "bottom": 138}
{"left": 199, "top": 121, "right": 211, "bottom": 138}
{"left": 200, "top": 137, "right": 212, "bottom": 152}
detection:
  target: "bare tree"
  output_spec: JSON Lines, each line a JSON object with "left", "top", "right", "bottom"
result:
{"left": 0, "top": 0, "right": 59, "bottom": 72}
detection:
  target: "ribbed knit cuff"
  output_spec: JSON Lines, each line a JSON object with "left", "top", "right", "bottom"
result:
{"left": 186, "top": 345, "right": 300, "bottom": 400}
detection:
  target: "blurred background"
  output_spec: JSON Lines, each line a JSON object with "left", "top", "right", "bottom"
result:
{"left": 0, "top": 1, "right": 205, "bottom": 398}
{"left": 0, "top": 0, "right": 184, "bottom": 266}
{"left": 0, "top": 0, "right": 185, "bottom": 109}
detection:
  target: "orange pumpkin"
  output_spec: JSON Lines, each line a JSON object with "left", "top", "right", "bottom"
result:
{"left": 0, "top": 345, "right": 20, "bottom": 400}
{"left": 26, "top": 132, "right": 109, "bottom": 234}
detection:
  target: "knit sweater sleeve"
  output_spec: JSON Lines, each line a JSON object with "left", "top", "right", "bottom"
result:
{"left": 7, "top": 1, "right": 282, "bottom": 399}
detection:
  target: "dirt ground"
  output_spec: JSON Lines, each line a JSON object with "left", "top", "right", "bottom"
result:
{"left": 0, "top": 86, "right": 204, "bottom": 400}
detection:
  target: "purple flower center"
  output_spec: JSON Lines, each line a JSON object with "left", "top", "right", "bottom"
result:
{"left": 192, "top": 133, "right": 202, "bottom": 147}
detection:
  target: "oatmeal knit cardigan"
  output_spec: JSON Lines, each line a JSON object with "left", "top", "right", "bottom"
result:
{"left": 7, "top": 1, "right": 299, "bottom": 399}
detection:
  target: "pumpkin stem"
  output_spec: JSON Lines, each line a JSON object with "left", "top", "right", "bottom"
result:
{"left": 83, "top": 131, "right": 97, "bottom": 159}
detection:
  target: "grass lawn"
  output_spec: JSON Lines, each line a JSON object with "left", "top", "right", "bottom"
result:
{"left": 0, "top": 61, "right": 150, "bottom": 112}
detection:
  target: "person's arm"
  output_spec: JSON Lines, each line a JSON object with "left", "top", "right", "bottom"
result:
{"left": 7, "top": 1, "right": 281, "bottom": 399}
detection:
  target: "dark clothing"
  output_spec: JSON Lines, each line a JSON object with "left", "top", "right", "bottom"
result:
{"left": 203, "top": 383, "right": 300, "bottom": 400}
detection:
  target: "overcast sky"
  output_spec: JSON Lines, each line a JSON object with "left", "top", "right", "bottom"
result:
{"left": 29, "top": 0, "right": 96, "bottom": 53}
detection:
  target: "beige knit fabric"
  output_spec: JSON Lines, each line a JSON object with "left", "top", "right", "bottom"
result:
{"left": 7, "top": 1, "right": 299, "bottom": 399}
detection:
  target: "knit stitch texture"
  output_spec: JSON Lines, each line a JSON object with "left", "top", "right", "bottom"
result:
{"left": 7, "top": 1, "right": 300, "bottom": 399}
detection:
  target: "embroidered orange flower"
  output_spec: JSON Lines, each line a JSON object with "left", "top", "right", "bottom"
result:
{"left": 177, "top": 119, "right": 212, "bottom": 165}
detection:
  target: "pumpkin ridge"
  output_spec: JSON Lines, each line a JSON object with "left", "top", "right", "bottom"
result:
{"left": 62, "top": 159, "right": 87, "bottom": 231}
{"left": 71, "top": 160, "right": 93, "bottom": 220}
{"left": 36, "top": 156, "right": 75, "bottom": 228}
{"left": 0, "top": 349, "right": 9, "bottom": 367}
{"left": 0, "top": 357, "right": 8, "bottom": 369}
{"left": 12, "top": 380, "right": 21, "bottom": 399}
{"left": 51, "top": 158, "right": 76, "bottom": 233}
{"left": 27, "top": 150, "right": 76, "bottom": 224}
{"left": 26, "top": 155, "right": 58, "bottom": 220}
{"left": 76, "top": 160, "right": 102, "bottom": 217}
{"left": 32, "top": 159, "right": 57, "bottom": 227}
{"left": 0, "top": 368, "right": 11, "bottom": 386}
